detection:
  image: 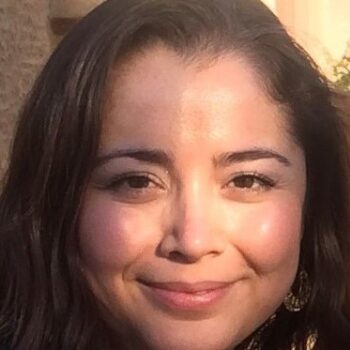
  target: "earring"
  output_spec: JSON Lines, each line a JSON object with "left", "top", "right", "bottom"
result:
{"left": 284, "top": 269, "right": 311, "bottom": 312}
{"left": 245, "top": 337, "right": 261, "bottom": 350}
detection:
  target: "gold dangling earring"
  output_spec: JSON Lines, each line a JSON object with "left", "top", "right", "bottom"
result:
{"left": 284, "top": 269, "right": 311, "bottom": 312}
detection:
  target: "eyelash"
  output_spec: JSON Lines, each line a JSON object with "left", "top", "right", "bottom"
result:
{"left": 100, "top": 172, "right": 166, "bottom": 200}
{"left": 226, "top": 171, "right": 276, "bottom": 191}
{"left": 99, "top": 171, "right": 276, "bottom": 202}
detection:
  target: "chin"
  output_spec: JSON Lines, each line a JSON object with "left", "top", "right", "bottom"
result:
{"left": 129, "top": 318, "right": 244, "bottom": 350}
{"left": 141, "top": 332, "right": 237, "bottom": 350}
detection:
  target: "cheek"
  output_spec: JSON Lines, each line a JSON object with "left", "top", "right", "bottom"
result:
{"left": 78, "top": 192, "right": 161, "bottom": 271}
{"left": 222, "top": 198, "right": 303, "bottom": 272}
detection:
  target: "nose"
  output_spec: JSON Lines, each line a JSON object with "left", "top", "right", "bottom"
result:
{"left": 158, "top": 179, "right": 226, "bottom": 263}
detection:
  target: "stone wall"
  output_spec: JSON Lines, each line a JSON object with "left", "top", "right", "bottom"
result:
{"left": 0, "top": 0, "right": 104, "bottom": 176}
{"left": 0, "top": 0, "right": 51, "bottom": 174}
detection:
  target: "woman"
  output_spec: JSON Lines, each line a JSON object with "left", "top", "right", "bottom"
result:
{"left": 0, "top": 0, "right": 349, "bottom": 349}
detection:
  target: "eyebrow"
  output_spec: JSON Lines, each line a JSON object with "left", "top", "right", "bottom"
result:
{"left": 94, "top": 147, "right": 291, "bottom": 169}
{"left": 95, "top": 148, "right": 174, "bottom": 169}
{"left": 214, "top": 148, "right": 291, "bottom": 167}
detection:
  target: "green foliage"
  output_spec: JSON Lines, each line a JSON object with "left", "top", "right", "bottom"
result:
{"left": 333, "top": 54, "right": 350, "bottom": 91}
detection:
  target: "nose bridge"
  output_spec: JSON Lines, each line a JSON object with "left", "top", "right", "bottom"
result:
{"left": 179, "top": 174, "right": 209, "bottom": 234}
{"left": 161, "top": 169, "right": 226, "bottom": 261}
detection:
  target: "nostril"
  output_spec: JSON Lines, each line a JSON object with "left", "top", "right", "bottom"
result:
{"left": 156, "top": 238, "right": 205, "bottom": 264}
{"left": 167, "top": 251, "right": 197, "bottom": 264}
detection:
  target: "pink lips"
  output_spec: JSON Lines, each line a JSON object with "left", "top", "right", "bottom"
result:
{"left": 139, "top": 280, "right": 232, "bottom": 311}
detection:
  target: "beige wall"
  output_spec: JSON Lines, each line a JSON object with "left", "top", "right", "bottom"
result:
{"left": 264, "top": 0, "right": 350, "bottom": 76}
{"left": 0, "top": 0, "right": 51, "bottom": 174}
{"left": 261, "top": 0, "right": 277, "bottom": 13}
{"left": 0, "top": 0, "right": 104, "bottom": 174}
{"left": 49, "top": 0, "right": 104, "bottom": 18}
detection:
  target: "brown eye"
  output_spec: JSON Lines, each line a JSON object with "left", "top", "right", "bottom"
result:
{"left": 227, "top": 173, "right": 275, "bottom": 191}
{"left": 102, "top": 173, "right": 167, "bottom": 203}
{"left": 233, "top": 175, "right": 256, "bottom": 189}
{"left": 110, "top": 175, "right": 159, "bottom": 192}
{"left": 125, "top": 176, "right": 153, "bottom": 189}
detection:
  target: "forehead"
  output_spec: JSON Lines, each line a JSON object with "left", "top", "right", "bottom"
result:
{"left": 101, "top": 45, "right": 295, "bottom": 154}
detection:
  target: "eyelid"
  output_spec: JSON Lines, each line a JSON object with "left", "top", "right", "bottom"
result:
{"left": 232, "top": 171, "right": 276, "bottom": 184}
{"left": 97, "top": 171, "right": 168, "bottom": 190}
{"left": 223, "top": 171, "right": 277, "bottom": 190}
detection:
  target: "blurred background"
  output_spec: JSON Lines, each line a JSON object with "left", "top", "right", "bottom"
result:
{"left": 0, "top": 0, "right": 349, "bottom": 174}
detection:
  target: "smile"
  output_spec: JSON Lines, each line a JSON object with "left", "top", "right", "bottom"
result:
{"left": 138, "top": 280, "right": 233, "bottom": 311}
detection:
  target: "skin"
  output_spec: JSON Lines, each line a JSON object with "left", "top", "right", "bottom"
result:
{"left": 78, "top": 45, "right": 306, "bottom": 350}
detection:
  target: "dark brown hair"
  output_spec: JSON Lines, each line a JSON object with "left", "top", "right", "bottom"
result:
{"left": 1, "top": 0, "right": 350, "bottom": 349}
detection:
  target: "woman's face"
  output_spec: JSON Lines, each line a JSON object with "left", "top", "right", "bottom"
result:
{"left": 79, "top": 45, "right": 306, "bottom": 350}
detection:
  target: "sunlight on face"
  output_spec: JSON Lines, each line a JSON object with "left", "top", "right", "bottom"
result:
{"left": 79, "top": 45, "right": 306, "bottom": 350}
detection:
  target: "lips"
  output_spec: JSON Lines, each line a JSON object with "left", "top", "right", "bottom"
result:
{"left": 138, "top": 280, "right": 233, "bottom": 311}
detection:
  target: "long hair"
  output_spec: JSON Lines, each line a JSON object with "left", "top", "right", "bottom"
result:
{"left": 0, "top": 0, "right": 349, "bottom": 349}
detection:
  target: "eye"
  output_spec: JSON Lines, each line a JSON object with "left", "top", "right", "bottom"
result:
{"left": 227, "top": 172, "right": 275, "bottom": 191}
{"left": 102, "top": 172, "right": 167, "bottom": 203}
{"left": 121, "top": 175, "right": 154, "bottom": 189}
